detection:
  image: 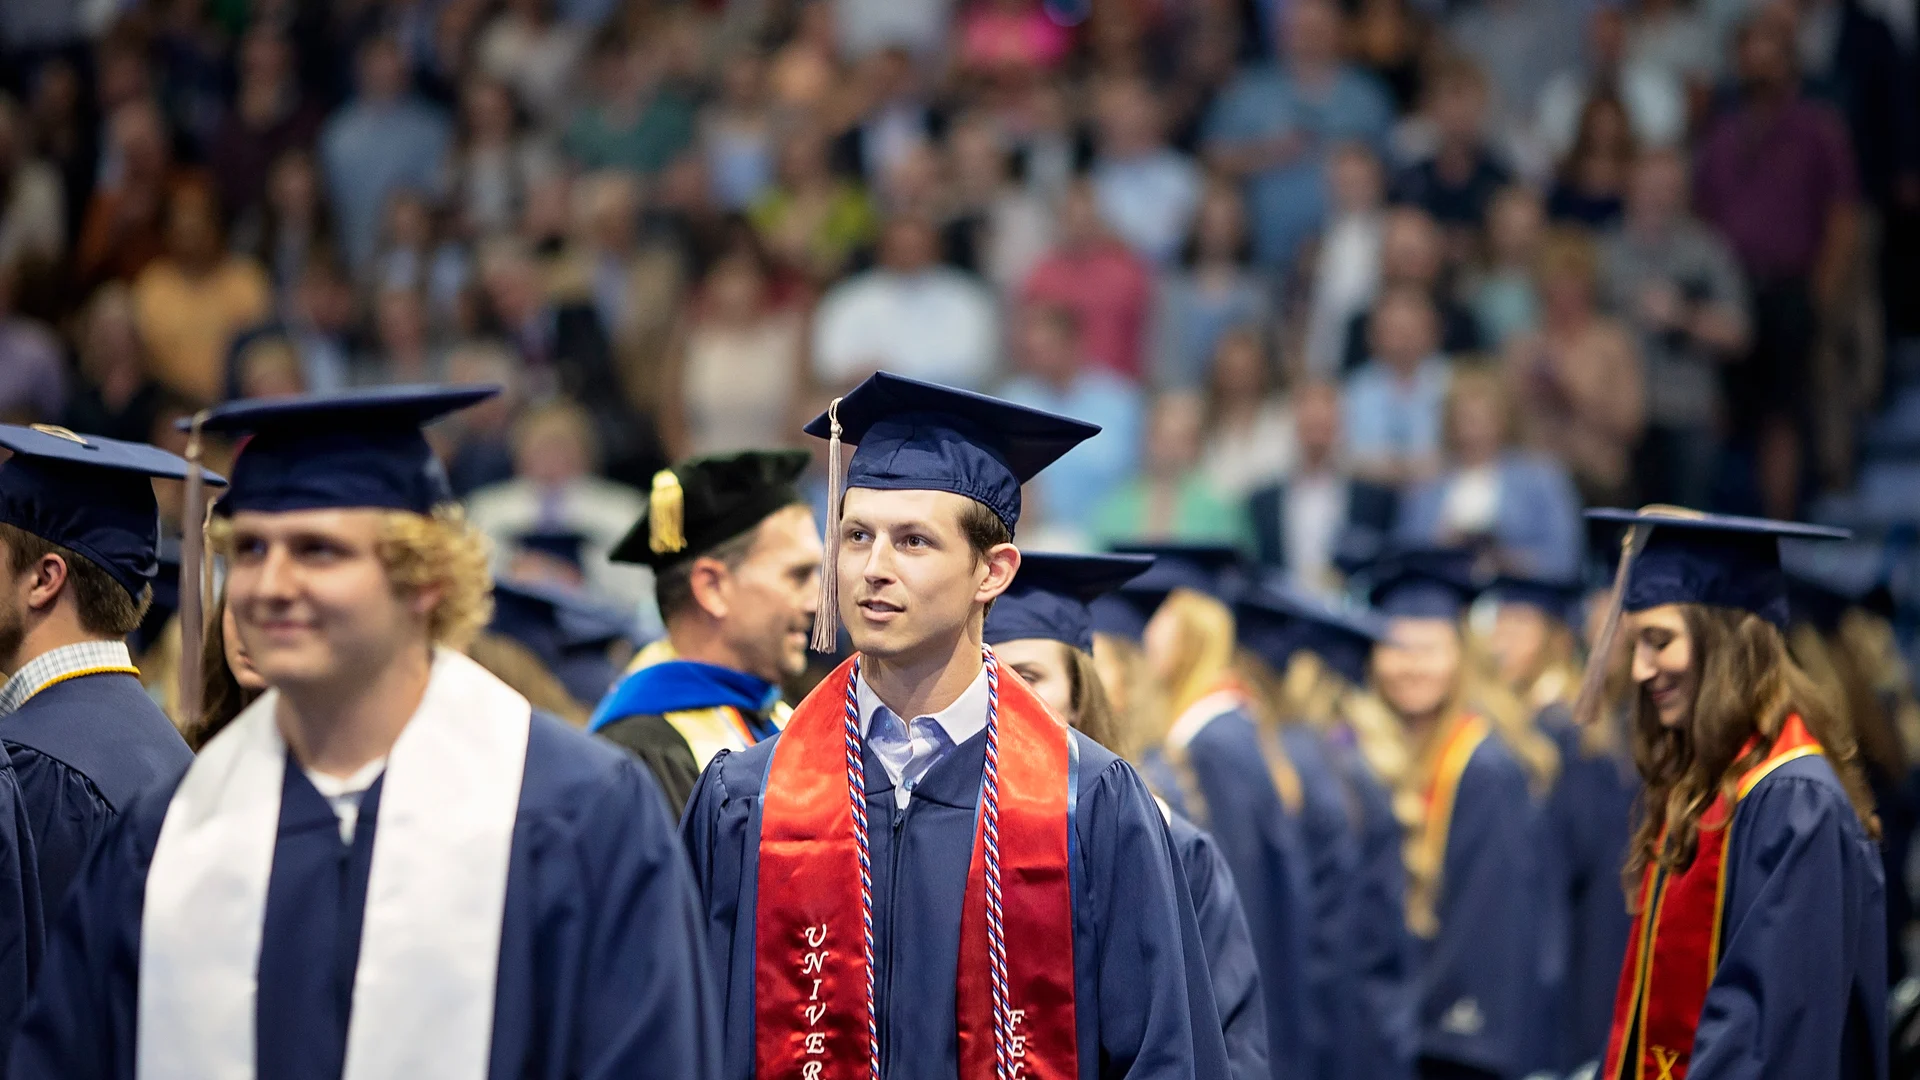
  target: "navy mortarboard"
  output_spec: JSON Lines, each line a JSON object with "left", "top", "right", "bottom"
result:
{"left": 1356, "top": 546, "right": 1482, "bottom": 620}
{"left": 1236, "top": 580, "right": 1386, "bottom": 686}
{"left": 191, "top": 384, "right": 498, "bottom": 514}
{"left": 984, "top": 552, "right": 1155, "bottom": 652}
{"left": 1585, "top": 507, "right": 1851, "bottom": 629}
{"left": 1110, "top": 543, "right": 1247, "bottom": 603}
{"left": 513, "top": 527, "right": 592, "bottom": 571}
{"left": 609, "top": 448, "right": 812, "bottom": 570}
{"left": 804, "top": 371, "right": 1099, "bottom": 647}
{"left": 1089, "top": 593, "right": 1149, "bottom": 643}
{"left": 1486, "top": 573, "right": 1588, "bottom": 629}
{"left": 489, "top": 578, "right": 634, "bottom": 706}
{"left": 0, "top": 423, "right": 225, "bottom": 602}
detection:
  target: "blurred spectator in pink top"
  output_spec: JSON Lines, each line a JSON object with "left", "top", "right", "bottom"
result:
{"left": 1020, "top": 178, "right": 1154, "bottom": 381}
{"left": 958, "top": 0, "right": 1074, "bottom": 75}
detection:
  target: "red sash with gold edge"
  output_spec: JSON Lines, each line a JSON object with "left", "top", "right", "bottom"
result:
{"left": 754, "top": 655, "right": 1079, "bottom": 1080}
{"left": 1602, "top": 714, "right": 1823, "bottom": 1080}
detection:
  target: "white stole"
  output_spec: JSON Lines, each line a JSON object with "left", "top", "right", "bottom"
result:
{"left": 139, "top": 648, "right": 532, "bottom": 1080}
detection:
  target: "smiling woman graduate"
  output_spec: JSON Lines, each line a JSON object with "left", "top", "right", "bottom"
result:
{"left": 680, "top": 372, "right": 1231, "bottom": 1080}
{"left": 1584, "top": 508, "right": 1884, "bottom": 1080}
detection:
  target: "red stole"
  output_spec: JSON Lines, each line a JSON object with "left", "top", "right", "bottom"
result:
{"left": 753, "top": 656, "right": 1080, "bottom": 1080}
{"left": 1602, "top": 714, "right": 1824, "bottom": 1080}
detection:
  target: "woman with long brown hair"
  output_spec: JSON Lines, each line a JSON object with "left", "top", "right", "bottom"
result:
{"left": 1584, "top": 509, "right": 1884, "bottom": 1080}
{"left": 1361, "top": 548, "right": 1548, "bottom": 1080}
{"left": 1127, "top": 545, "right": 1316, "bottom": 1080}
{"left": 985, "top": 552, "right": 1267, "bottom": 1080}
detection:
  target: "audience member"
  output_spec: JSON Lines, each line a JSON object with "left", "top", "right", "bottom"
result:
{"left": 1694, "top": 8, "right": 1860, "bottom": 516}
{"left": 0, "top": 263, "right": 65, "bottom": 422}
{"left": 1536, "top": 5, "right": 1687, "bottom": 166}
{"left": 1340, "top": 206, "right": 1482, "bottom": 373}
{"left": 1504, "top": 229, "right": 1646, "bottom": 506}
{"left": 0, "top": 95, "right": 64, "bottom": 269}
{"left": 1349, "top": 0, "right": 1431, "bottom": 114}
{"left": 1204, "top": 0, "right": 1394, "bottom": 272}
{"left": 1448, "top": 0, "right": 1587, "bottom": 139}
{"left": 1246, "top": 379, "right": 1398, "bottom": 595}
{"left": 944, "top": 115, "right": 1054, "bottom": 293}
{"left": 1020, "top": 178, "right": 1155, "bottom": 381}
{"left": 62, "top": 284, "right": 165, "bottom": 443}
{"left": 699, "top": 50, "right": 777, "bottom": 212}
{"left": 450, "top": 77, "right": 557, "bottom": 239}
{"left": 1343, "top": 286, "right": 1453, "bottom": 488}
{"left": 667, "top": 236, "right": 806, "bottom": 457}
{"left": 1198, "top": 328, "right": 1296, "bottom": 501}
{"left": 1392, "top": 58, "right": 1512, "bottom": 240}
{"left": 1546, "top": 93, "right": 1637, "bottom": 228}
{"left": 320, "top": 37, "right": 454, "bottom": 270}
{"left": 75, "top": 100, "right": 194, "bottom": 289}
{"left": 130, "top": 181, "right": 272, "bottom": 405}
{"left": 355, "top": 286, "right": 446, "bottom": 386}
{"left": 234, "top": 149, "right": 337, "bottom": 304}
{"left": 1601, "top": 147, "right": 1750, "bottom": 509}
{"left": 1000, "top": 304, "right": 1146, "bottom": 539}
{"left": 562, "top": 32, "right": 695, "bottom": 176}
{"left": 464, "top": 398, "right": 651, "bottom": 606}
{"left": 209, "top": 27, "right": 325, "bottom": 228}
{"left": 812, "top": 215, "right": 999, "bottom": 390}
{"left": 1396, "top": 365, "right": 1583, "bottom": 578}
{"left": 1091, "top": 391, "right": 1253, "bottom": 548}
{"left": 1303, "top": 142, "right": 1386, "bottom": 379}
{"left": 1152, "top": 181, "right": 1274, "bottom": 391}
{"left": 750, "top": 123, "right": 879, "bottom": 283}
{"left": 837, "top": 47, "right": 936, "bottom": 186}
{"left": 558, "top": 171, "right": 686, "bottom": 412}
{"left": 1091, "top": 75, "right": 1204, "bottom": 266}
{"left": 476, "top": 0, "right": 588, "bottom": 129}
{"left": 1471, "top": 185, "right": 1546, "bottom": 350}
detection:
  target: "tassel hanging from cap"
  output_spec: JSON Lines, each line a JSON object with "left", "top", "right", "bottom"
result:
{"left": 810, "top": 397, "right": 845, "bottom": 653}
{"left": 649, "top": 469, "right": 687, "bottom": 555}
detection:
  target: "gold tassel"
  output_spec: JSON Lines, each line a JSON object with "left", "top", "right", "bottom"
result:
{"left": 811, "top": 398, "right": 845, "bottom": 653}
{"left": 649, "top": 469, "right": 686, "bottom": 554}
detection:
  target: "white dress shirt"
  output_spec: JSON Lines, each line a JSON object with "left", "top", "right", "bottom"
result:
{"left": 857, "top": 666, "right": 990, "bottom": 809}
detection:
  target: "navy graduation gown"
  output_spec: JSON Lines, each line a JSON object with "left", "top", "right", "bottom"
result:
{"left": 1417, "top": 734, "right": 1541, "bottom": 1080}
{"left": 0, "top": 672, "right": 192, "bottom": 921}
{"left": 1539, "top": 707, "right": 1637, "bottom": 1072}
{"left": 680, "top": 725, "right": 1233, "bottom": 1080}
{"left": 0, "top": 758, "right": 41, "bottom": 1068}
{"left": 10, "top": 712, "right": 720, "bottom": 1080}
{"left": 1279, "top": 724, "right": 1362, "bottom": 1080}
{"left": 1139, "top": 705, "right": 1314, "bottom": 1080}
{"left": 1327, "top": 734, "right": 1417, "bottom": 1080}
{"left": 1165, "top": 811, "right": 1269, "bottom": 1080}
{"left": 1687, "top": 754, "right": 1886, "bottom": 1080}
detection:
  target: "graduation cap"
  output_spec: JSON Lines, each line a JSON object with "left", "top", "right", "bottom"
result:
{"left": 1236, "top": 580, "right": 1386, "bottom": 686}
{"left": 1109, "top": 543, "right": 1246, "bottom": 603}
{"left": 1486, "top": 573, "right": 1588, "bottom": 628}
{"left": 1585, "top": 508, "right": 1850, "bottom": 629}
{"left": 0, "top": 424, "right": 226, "bottom": 603}
{"left": 804, "top": 372, "right": 1100, "bottom": 649}
{"left": 609, "top": 449, "right": 811, "bottom": 570}
{"left": 1573, "top": 507, "right": 1851, "bottom": 726}
{"left": 490, "top": 578, "right": 637, "bottom": 704}
{"left": 1088, "top": 594, "right": 1149, "bottom": 644}
{"left": 984, "top": 552, "right": 1154, "bottom": 653}
{"left": 189, "top": 385, "right": 499, "bottom": 516}
{"left": 1356, "top": 547, "right": 1482, "bottom": 621}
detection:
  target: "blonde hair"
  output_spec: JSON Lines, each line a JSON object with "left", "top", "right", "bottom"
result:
{"left": 1151, "top": 588, "right": 1239, "bottom": 726}
{"left": 209, "top": 506, "right": 494, "bottom": 651}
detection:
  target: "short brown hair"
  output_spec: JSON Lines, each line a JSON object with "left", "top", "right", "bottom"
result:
{"left": 0, "top": 523, "right": 152, "bottom": 636}
{"left": 654, "top": 521, "right": 766, "bottom": 624}
{"left": 958, "top": 499, "right": 1012, "bottom": 565}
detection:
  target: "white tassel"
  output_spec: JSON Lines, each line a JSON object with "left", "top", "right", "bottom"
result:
{"left": 811, "top": 398, "right": 845, "bottom": 653}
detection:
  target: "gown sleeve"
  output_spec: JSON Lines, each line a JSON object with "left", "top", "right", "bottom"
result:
{"left": 1687, "top": 772, "right": 1887, "bottom": 1080}
{"left": 0, "top": 763, "right": 43, "bottom": 1067}
{"left": 597, "top": 714, "right": 704, "bottom": 817}
{"left": 1082, "top": 759, "right": 1235, "bottom": 1080}
{"left": 562, "top": 756, "right": 722, "bottom": 1080}
{"left": 1345, "top": 753, "right": 1417, "bottom": 1080}
{"left": 1417, "top": 745, "right": 1539, "bottom": 1080}
{"left": 1178, "top": 820, "right": 1270, "bottom": 1080}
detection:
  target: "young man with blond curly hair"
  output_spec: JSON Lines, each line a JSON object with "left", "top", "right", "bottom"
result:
{"left": 10, "top": 387, "right": 719, "bottom": 1080}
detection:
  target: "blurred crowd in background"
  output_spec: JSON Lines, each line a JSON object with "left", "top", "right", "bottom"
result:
{"left": 0, "top": 0, "right": 1916, "bottom": 635}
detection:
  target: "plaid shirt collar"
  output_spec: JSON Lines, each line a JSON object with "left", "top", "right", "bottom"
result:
{"left": 0, "top": 640, "right": 137, "bottom": 717}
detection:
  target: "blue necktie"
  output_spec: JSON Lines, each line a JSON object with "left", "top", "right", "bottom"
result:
{"left": 868, "top": 706, "right": 956, "bottom": 802}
